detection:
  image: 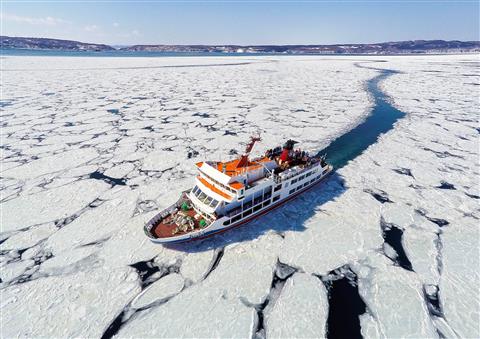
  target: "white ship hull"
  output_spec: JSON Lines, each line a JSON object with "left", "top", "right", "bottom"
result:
{"left": 144, "top": 163, "right": 333, "bottom": 244}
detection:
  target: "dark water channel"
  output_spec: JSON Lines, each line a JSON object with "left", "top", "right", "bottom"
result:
{"left": 319, "top": 65, "right": 405, "bottom": 169}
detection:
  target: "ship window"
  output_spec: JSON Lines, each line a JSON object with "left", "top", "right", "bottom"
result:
{"left": 243, "top": 209, "right": 252, "bottom": 217}
{"left": 291, "top": 178, "right": 297, "bottom": 184}
{"left": 231, "top": 207, "right": 242, "bottom": 216}
{"left": 210, "top": 199, "right": 219, "bottom": 207}
{"left": 243, "top": 200, "right": 253, "bottom": 209}
{"left": 274, "top": 184, "right": 282, "bottom": 192}
{"left": 263, "top": 200, "right": 270, "bottom": 207}
{"left": 253, "top": 205, "right": 262, "bottom": 212}
{"left": 198, "top": 192, "right": 207, "bottom": 201}
{"left": 303, "top": 182, "right": 309, "bottom": 187}
{"left": 264, "top": 190, "right": 272, "bottom": 200}
{"left": 299, "top": 175, "right": 305, "bottom": 181}
{"left": 289, "top": 189, "right": 295, "bottom": 194}
{"left": 254, "top": 196, "right": 263, "bottom": 205}
{"left": 273, "top": 195, "right": 280, "bottom": 202}
{"left": 232, "top": 215, "right": 241, "bottom": 223}
{"left": 223, "top": 219, "right": 231, "bottom": 226}
{"left": 204, "top": 196, "right": 213, "bottom": 205}
{"left": 310, "top": 179, "right": 315, "bottom": 184}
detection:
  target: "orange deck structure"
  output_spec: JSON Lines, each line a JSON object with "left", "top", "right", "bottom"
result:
{"left": 197, "top": 176, "right": 234, "bottom": 200}
{"left": 214, "top": 156, "right": 271, "bottom": 177}
{"left": 229, "top": 181, "right": 244, "bottom": 190}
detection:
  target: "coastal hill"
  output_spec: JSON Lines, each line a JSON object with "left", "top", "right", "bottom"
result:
{"left": 1, "top": 35, "right": 479, "bottom": 54}
{"left": 0, "top": 36, "right": 115, "bottom": 52}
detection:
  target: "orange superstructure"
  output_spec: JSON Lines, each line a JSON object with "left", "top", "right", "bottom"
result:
{"left": 215, "top": 156, "right": 271, "bottom": 177}
{"left": 229, "top": 181, "right": 244, "bottom": 190}
{"left": 197, "top": 176, "right": 234, "bottom": 200}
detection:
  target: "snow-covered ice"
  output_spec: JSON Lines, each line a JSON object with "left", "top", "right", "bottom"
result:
{"left": 1, "top": 54, "right": 479, "bottom": 338}
{"left": 265, "top": 273, "right": 328, "bottom": 338}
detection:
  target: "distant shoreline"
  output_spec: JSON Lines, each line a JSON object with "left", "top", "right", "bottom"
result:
{"left": 2, "top": 48, "right": 479, "bottom": 58}
{"left": 1, "top": 36, "right": 479, "bottom": 56}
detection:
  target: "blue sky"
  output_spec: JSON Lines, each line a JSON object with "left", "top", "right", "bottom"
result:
{"left": 2, "top": 1, "right": 479, "bottom": 45}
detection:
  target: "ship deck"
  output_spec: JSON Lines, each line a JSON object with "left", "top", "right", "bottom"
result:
{"left": 151, "top": 208, "right": 209, "bottom": 238}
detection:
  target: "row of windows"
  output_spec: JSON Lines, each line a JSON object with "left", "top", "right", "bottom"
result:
{"left": 226, "top": 186, "right": 272, "bottom": 217}
{"left": 191, "top": 186, "right": 220, "bottom": 208}
{"left": 288, "top": 173, "right": 322, "bottom": 195}
{"left": 224, "top": 199, "right": 272, "bottom": 225}
{"left": 222, "top": 168, "right": 326, "bottom": 226}
{"left": 289, "top": 168, "right": 317, "bottom": 187}
{"left": 305, "top": 170, "right": 315, "bottom": 178}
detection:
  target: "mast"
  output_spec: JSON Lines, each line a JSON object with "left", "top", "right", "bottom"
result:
{"left": 236, "top": 134, "right": 261, "bottom": 168}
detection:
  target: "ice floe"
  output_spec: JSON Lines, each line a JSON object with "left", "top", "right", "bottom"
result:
{"left": 265, "top": 273, "right": 328, "bottom": 337}
{"left": 1, "top": 54, "right": 478, "bottom": 337}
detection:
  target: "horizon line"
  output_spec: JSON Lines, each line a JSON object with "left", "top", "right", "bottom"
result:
{"left": 2, "top": 35, "right": 480, "bottom": 47}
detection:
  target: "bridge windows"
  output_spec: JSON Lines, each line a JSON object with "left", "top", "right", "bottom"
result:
{"left": 191, "top": 186, "right": 220, "bottom": 209}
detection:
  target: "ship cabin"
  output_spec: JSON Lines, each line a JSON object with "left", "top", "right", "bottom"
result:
{"left": 189, "top": 155, "right": 278, "bottom": 220}
{"left": 188, "top": 137, "right": 329, "bottom": 223}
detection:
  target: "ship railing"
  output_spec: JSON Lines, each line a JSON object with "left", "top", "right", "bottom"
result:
{"left": 273, "top": 174, "right": 282, "bottom": 184}
{"left": 278, "top": 160, "right": 321, "bottom": 182}
{"left": 144, "top": 191, "right": 190, "bottom": 235}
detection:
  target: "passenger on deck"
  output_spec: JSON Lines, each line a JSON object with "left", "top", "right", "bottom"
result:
{"left": 279, "top": 148, "right": 290, "bottom": 167}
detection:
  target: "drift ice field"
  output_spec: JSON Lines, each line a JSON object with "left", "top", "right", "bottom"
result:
{"left": 1, "top": 54, "right": 479, "bottom": 338}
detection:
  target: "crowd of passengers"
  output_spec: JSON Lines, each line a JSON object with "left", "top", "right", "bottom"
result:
{"left": 266, "top": 148, "right": 317, "bottom": 169}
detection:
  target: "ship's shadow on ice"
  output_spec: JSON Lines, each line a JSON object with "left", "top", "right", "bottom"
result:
{"left": 164, "top": 172, "right": 346, "bottom": 253}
